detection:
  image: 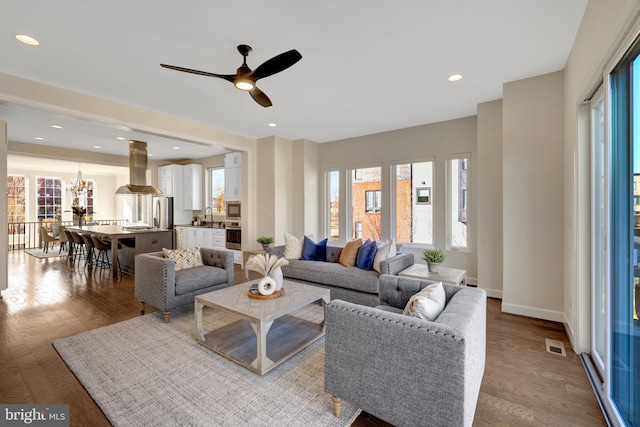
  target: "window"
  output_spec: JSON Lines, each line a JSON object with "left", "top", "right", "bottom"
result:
{"left": 393, "top": 161, "right": 433, "bottom": 245}
{"left": 7, "top": 176, "right": 26, "bottom": 234}
{"left": 208, "top": 167, "right": 225, "bottom": 213}
{"left": 351, "top": 166, "right": 381, "bottom": 240}
{"left": 36, "top": 177, "right": 62, "bottom": 219}
{"left": 447, "top": 154, "right": 470, "bottom": 249}
{"left": 327, "top": 170, "right": 339, "bottom": 239}
{"left": 365, "top": 190, "right": 381, "bottom": 213}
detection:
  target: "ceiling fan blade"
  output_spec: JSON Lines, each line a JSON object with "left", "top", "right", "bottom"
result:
{"left": 250, "top": 50, "right": 302, "bottom": 81}
{"left": 160, "top": 64, "right": 235, "bottom": 83}
{"left": 250, "top": 87, "right": 272, "bottom": 107}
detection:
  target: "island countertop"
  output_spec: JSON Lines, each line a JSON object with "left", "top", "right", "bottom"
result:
{"left": 66, "top": 225, "right": 173, "bottom": 278}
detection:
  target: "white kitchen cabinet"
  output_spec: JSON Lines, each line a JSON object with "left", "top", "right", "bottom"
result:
{"left": 178, "top": 226, "right": 226, "bottom": 251}
{"left": 224, "top": 153, "right": 242, "bottom": 201}
{"left": 211, "top": 229, "right": 226, "bottom": 250}
{"left": 183, "top": 164, "right": 202, "bottom": 210}
{"left": 224, "top": 152, "right": 242, "bottom": 168}
{"left": 157, "top": 164, "right": 178, "bottom": 195}
{"left": 225, "top": 166, "right": 242, "bottom": 201}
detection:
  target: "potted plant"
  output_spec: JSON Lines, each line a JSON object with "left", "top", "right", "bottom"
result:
{"left": 256, "top": 236, "right": 274, "bottom": 250}
{"left": 422, "top": 248, "right": 446, "bottom": 273}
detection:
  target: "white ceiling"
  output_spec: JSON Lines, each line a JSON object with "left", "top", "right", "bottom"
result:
{"left": 0, "top": 0, "right": 588, "bottom": 160}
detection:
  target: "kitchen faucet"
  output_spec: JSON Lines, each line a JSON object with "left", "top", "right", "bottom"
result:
{"left": 204, "top": 207, "right": 213, "bottom": 226}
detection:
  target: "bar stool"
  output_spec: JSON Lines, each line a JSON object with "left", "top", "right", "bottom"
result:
{"left": 81, "top": 233, "right": 96, "bottom": 270}
{"left": 69, "top": 231, "right": 87, "bottom": 264}
{"left": 63, "top": 229, "right": 75, "bottom": 261}
{"left": 91, "top": 235, "right": 122, "bottom": 277}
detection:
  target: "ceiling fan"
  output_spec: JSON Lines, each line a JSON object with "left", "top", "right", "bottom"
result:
{"left": 161, "top": 45, "right": 302, "bottom": 107}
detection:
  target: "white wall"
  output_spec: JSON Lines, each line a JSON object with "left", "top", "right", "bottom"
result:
{"left": 319, "top": 116, "right": 478, "bottom": 280}
{"left": 1, "top": 121, "right": 7, "bottom": 294}
{"left": 477, "top": 99, "right": 504, "bottom": 298}
{"left": 502, "top": 71, "right": 565, "bottom": 321}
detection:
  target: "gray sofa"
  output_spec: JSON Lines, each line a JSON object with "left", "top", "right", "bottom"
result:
{"left": 135, "top": 247, "right": 234, "bottom": 322}
{"left": 266, "top": 245, "right": 414, "bottom": 307}
{"left": 324, "top": 274, "right": 487, "bottom": 427}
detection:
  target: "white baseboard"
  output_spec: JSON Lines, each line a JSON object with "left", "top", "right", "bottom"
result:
{"left": 482, "top": 288, "right": 503, "bottom": 299}
{"left": 563, "top": 313, "right": 577, "bottom": 351}
{"left": 501, "top": 302, "right": 565, "bottom": 323}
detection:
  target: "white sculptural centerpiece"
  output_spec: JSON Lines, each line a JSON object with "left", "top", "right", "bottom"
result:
{"left": 245, "top": 254, "right": 289, "bottom": 295}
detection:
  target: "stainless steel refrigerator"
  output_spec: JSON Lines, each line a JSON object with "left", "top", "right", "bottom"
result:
{"left": 153, "top": 196, "right": 174, "bottom": 230}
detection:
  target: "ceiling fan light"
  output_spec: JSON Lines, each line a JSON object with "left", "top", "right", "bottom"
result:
{"left": 235, "top": 79, "right": 254, "bottom": 91}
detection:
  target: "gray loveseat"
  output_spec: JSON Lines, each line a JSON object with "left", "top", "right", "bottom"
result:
{"left": 325, "top": 274, "right": 487, "bottom": 427}
{"left": 266, "top": 245, "right": 414, "bottom": 307}
{"left": 135, "top": 247, "right": 234, "bottom": 322}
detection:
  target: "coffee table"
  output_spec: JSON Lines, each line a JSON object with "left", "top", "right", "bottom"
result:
{"left": 399, "top": 264, "right": 467, "bottom": 286}
{"left": 195, "top": 280, "right": 330, "bottom": 375}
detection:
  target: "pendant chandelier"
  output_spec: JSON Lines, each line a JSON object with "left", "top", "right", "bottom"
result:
{"left": 69, "top": 164, "right": 88, "bottom": 196}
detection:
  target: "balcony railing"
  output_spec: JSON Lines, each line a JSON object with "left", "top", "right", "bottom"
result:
{"left": 7, "top": 219, "right": 129, "bottom": 250}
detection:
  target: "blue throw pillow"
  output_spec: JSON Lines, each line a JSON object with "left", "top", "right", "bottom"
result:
{"left": 301, "top": 236, "right": 328, "bottom": 261}
{"left": 356, "top": 239, "right": 378, "bottom": 270}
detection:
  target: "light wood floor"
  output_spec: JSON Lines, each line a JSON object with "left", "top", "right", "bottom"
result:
{"left": 0, "top": 250, "right": 605, "bottom": 426}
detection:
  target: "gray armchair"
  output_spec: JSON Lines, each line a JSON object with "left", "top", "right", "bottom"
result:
{"left": 135, "top": 247, "right": 234, "bottom": 322}
{"left": 324, "top": 274, "right": 487, "bottom": 427}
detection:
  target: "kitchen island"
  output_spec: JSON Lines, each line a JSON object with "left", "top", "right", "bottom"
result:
{"left": 66, "top": 225, "right": 173, "bottom": 278}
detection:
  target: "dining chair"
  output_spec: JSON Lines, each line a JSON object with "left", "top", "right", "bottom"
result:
{"left": 39, "top": 225, "right": 57, "bottom": 253}
{"left": 58, "top": 225, "right": 69, "bottom": 254}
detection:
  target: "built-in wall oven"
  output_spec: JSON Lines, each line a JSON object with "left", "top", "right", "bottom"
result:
{"left": 225, "top": 221, "right": 241, "bottom": 250}
{"left": 226, "top": 201, "right": 241, "bottom": 220}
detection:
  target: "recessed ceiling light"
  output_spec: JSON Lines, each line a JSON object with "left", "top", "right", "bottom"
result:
{"left": 116, "top": 137, "right": 126, "bottom": 141}
{"left": 16, "top": 34, "right": 39, "bottom": 46}
{"left": 448, "top": 74, "right": 463, "bottom": 82}
{"left": 148, "top": 153, "right": 154, "bottom": 157}
{"left": 34, "top": 137, "right": 44, "bottom": 141}
{"left": 93, "top": 145, "right": 102, "bottom": 149}
{"left": 51, "top": 124, "right": 63, "bottom": 129}
{"left": 268, "top": 123, "right": 277, "bottom": 127}
{"left": 172, "top": 146, "right": 180, "bottom": 150}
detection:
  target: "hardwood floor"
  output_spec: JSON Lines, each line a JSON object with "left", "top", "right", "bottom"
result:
{"left": 0, "top": 250, "right": 605, "bottom": 426}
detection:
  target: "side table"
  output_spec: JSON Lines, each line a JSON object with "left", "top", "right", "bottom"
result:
{"left": 398, "top": 264, "right": 467, "bottom": 286}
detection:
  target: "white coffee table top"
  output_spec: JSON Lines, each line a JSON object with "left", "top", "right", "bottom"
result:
{"left": 196, "top": 280, "right": 330, "bottom": 323}
{"left": 399, "top": 264, "right": 467, "bottom": 286}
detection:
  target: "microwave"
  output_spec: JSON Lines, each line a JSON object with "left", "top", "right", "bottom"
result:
{"left": 226, "top": 201, "right": 241, "bottom": 220}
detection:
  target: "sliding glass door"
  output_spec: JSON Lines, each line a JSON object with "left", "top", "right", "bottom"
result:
{"left": 607, "top": 42, "right": 640, "bottom": 426}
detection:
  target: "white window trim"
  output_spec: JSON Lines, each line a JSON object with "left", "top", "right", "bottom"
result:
{"left": 324, "top": 168, "right": 341, "bottom": 242}
{"left": 390, "top": 157, "right": 436, "bottom": 249}
{"left": 445, "top": 152, "right": 471, "bottom": 252}
{"left": 346, "top": 163, "right": 382, "bottom": 241}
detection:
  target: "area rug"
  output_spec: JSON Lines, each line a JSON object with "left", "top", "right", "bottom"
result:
{"left": 53, "top": 304, "right": 360, "bottom": 427}
{"left": 25, "top": 248, "right": 66, "bottom": 259}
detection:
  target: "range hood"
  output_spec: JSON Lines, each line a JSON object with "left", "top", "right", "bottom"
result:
{"left": 115, "top": 140, "right": 162, "bottom": 195}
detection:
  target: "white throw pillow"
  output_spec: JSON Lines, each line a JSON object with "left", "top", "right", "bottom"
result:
{"left": 373, "top": 240, "right": 391, "bottom": 273}
{"left": 402, "top": 282, "right": 446, "bottom": 321}
{"left": 387, "top": 238, "right": 397, "bottom": 258}
{"left": 284, "top": 232, "right": 304, "bottom": 259}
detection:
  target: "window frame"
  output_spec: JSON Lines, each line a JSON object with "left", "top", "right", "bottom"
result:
{"left": 445, "top": 153, "right": 471, "bottom": 252}
{"left": 324, "top": 169, "right": 341, "bottom": 241}
{"left": 35, "top": 176, "right": 62, "bottom": 220}
{"left": 390, "top": 157, "right": 435, "bottom": 249}
{"left": 206, "top": 166, "right": 226, "bottom": 213}
{"left": 346, "top": 163, "right": 383, "bottom": 241}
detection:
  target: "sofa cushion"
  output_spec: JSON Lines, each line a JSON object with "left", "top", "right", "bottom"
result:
{"left": 163, "top": 246, "right": 203, "bottom": 271}
{"left": 325, "top": 246, "right": 342, "bottom": 263}
{"left": 174, "top": 265, "right": 228, "bottom": 296}
{"left": 339, "top": 238, "right": 362, "bottom": 267}
{"left": 402, "top": 282, "right": 446, "bottom": 321}
{"left": 301, "top": 236, "right": 328, "bottom": 261}
{"left": 284, "top": 232, "right": 304, "bottom": 259}
{"left": 282, "top": 259, "right": 380, "bottom": 294}
{"left": 356, "top": 240, "right": 378, "bottom": 270}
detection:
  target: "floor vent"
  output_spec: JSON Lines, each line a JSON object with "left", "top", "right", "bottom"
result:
{"left": 545, "top": 338, "right": 566, "bottom": 356}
